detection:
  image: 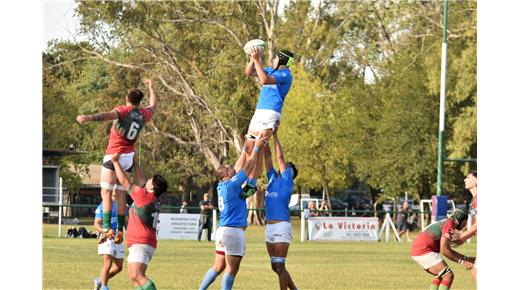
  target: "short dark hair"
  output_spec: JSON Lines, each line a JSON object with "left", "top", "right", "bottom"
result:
{"left": 277, "top": 50, "right": 294, "bottom": 66}
{"left": 152, "top": 174, "right": 168, "bottom": 197}
{"left": 287, "top": 162, "right": 298, "bottom": 180}
{"left": 450, "top": 209, "right": 468, "bottom": 230}
{"left": 216, "top": 165, "right": 227, "bottom": 181}
{"left": 127, "top": 88, "right": 144, "bottom": 105}
{"left": 469, "top": 171, "right": 477, "bottom": 178}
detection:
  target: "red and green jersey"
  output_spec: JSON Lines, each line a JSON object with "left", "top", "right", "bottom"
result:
{"left": 126, "top": 184, "right": 160, "bottom": 248}
{"left": 106, "top": 105, "right": 153, "bottom": 154}
{"left": 410, "top": 219, "right": 456, "bottom": 256}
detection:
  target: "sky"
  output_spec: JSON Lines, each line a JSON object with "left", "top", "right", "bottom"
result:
{"left": 43, "top": 0, "right": 80, "bottom": 50}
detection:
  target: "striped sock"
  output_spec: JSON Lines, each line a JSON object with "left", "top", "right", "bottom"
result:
{"left": 430, "top": 278, "right": 441, "bottom": 290}
{"left": 117, "top": 215, "right": 125, "bottom": 231}
{"left": 102, "top": 211, "right": 112, "bottom": 230}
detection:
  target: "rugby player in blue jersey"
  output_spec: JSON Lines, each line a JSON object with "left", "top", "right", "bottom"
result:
{"left": 264, "top": 131, "right": 298, "bottom": 290}
{"left": 199, "top": 136, "right": 266, "bottom": 290}
{"left": 241, "top": 47, "right": 295, "bottom": 197}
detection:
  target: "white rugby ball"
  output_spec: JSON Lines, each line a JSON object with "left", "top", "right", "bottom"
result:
{"left": 243, "top": 39, "right": 266, "bottom": 54}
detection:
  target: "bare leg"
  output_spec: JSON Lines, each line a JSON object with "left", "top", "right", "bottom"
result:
{"left": 127, "top": 262, "right": 148, "bottom": 287}
{"left": 100, "top": 254, "right": 113, "bottom": 286}
{"left": 266, "top": 242, "right": 297, "bottom": 290}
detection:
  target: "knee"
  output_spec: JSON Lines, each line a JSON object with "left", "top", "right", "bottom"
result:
{"left": 128, "top": 270, "right": 140, "bottom": 282}
{"left": 443, "top": 271, "right": 454, "bottom": 283}
{"left": 271, "top": 263, "right": 285, "bottom": 275}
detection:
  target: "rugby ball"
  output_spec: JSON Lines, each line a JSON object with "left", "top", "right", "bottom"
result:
{"left": 243, "top": 39, "right": 266, "bottom": 55}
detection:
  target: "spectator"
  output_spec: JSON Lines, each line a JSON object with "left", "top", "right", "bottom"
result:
{"left": 66, "top": 227, "right": 79, "bottom": 238}
{"left": 304, "top": 201, "right": 319, "bottom": 219}
{"left": 198, "top": 193, "right": 214, "bottom": 242}
{"left": 180, "top": 201, "right": 188, "bottom": 214}
{"left": 396, "top": 201, "right": 413, "bottom": 242}
{"left": 320, "top": 202, "right": 330, "bottom": 216}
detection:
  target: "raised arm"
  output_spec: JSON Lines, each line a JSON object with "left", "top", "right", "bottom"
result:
{"left": 244, "top": 59, "right": 257, "bottom": 77}
{"left": 132, "top": 154, "right": 147, "bottom": 188}
{"left": 250, "top": 47, "right": 276, "bottom": 85}
{"left": 144, "top": 79, "right": 157, "bottom": 113}
{"left": 264, "top": 142, "right": 273, "bottom": 173}
{"left": 273, "top": 132, "right": 287, "bottom": 173}
{"left": 76, "top": 110, "right": 118, "bottom": 124}
{"left": 111, "top": 153, "right": 133, "bottom": 192}
{"left": 234, "top": 146, "right": 248, "bottom": 172}
{"left": 242, "top": 136, "right": 266, "bottom": 177}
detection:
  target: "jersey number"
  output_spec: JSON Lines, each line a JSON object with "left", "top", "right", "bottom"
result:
{"left": 151, "top": 212, "right": 159, "bottom": 229}
{"left": 218, "top": 196, "right": 224, "bottom": 211}
{"left": 127, "top": 122, "right": 140, "bottom": 140}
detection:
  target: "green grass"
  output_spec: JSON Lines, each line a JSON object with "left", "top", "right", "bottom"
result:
{"left": 43, "top": 221, "right": 476, "bottom": 289}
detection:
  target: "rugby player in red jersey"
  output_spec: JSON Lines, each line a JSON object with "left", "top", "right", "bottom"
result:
{"left": 410, "top": 209, "right": 475, "bottom": 290}
{"left": 76, "top": 79, "right": 157, "bottom": 244}
{"left": 452, "top": 171, "right": 477, "bottom": 280}
{"left": 112, "top": 153, "right": 167, "bottom": 290}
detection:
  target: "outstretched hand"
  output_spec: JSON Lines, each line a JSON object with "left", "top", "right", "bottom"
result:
{"left": 143, "top": 79, "right": 152, "bottom": 86}
{"left": 76, "top": 115, "right": 90, "bottom": 124}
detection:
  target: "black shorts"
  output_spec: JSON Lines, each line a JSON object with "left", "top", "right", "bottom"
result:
{"left": 102, "top": 160, "right": 134, "bottom": 173}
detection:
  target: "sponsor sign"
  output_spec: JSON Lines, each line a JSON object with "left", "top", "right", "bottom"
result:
{"left": 308, "top": 217, "right": 379, "bottom": 241}
{"left": 157, "top": 213, "right": 200, "bottom": 240}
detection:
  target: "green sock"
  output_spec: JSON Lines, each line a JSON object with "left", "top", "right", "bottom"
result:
{"left": 430, "top": 285, "right": 439, "bottom": 290}
{"left": 135, "top": 287, "right": 143, "bottom": 290}
{"left": 117, "top": 215, "right": 125, "bottom": 231}
{"left": 439, "top": 285, "right": 450, "bottom": 290}
{"left": 142, "top": 278, "right": 157, "bottom": 290}
{"left": 102, "top": 211, "right": 112, "bottom": 230}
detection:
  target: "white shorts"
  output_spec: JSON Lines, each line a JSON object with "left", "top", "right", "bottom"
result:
{"left": 98, "top": 239, "right": 125, "bottom": 260}
{"left": 127, "top": 244, "right": 155, "bottom": 265}
{"left": 265, "top": 222, "right": 293, "bottom": 244}
{"left": 248, "top": 109, "right": 281, "bottom": 132}
{"left": 411, "top": 252, "right": 443, "bottom": 270}
{"left": 102, "top": 152, "right": 135, "bottom": 171}
{"left": 215, "top": 227, "right": 246, "bottom": 257}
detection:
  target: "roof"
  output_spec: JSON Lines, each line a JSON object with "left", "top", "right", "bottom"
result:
{"left": 43, "top": 148, "right": 86, "bottom": 157}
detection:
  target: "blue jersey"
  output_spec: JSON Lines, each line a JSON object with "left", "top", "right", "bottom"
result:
{"left": 256, "top": 68, "right": 293, "bottom": 113}
{"left": 265, "top": 167, "right": 294, "bottom": 222}
{"left": 94, "top": 203, "right": 129, "bottom": 230}
{"left": 218, "top": 170, "right": 248, "bottom": 227}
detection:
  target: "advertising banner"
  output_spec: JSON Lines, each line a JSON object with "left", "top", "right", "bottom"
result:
{"left": 157, "top": 213, "right": 200, "bottom": 240}
{"left": 307, "top": 217, "right": 379, "bottom": 241}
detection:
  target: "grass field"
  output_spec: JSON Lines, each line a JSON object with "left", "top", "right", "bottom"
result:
{"left": 43, "top": 220, "right": 476, "bottom": 290}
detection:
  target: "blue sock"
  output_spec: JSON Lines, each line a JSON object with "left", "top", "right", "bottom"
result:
{"left": 222, "top": 272, "right": 235, "bottom": 290}
{"left": 247, "top": 178, "right": 257, "bottom": 187}
{"left": 199, "top": 268, "right": 219, "bottom": 290}
{"left": 101, "top": 286, "right": 109, "bottom": 290}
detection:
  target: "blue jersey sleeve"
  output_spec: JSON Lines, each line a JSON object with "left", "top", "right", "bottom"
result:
{"left": 281, "top": 167, "right": 293, "bottom": 181}
{"left": 272, "top": 69, "right": 292, "bottom": 84}
{"left": 94, "top": 204, "right": 103, "bottom": 219}
{"left": 266, "top": 168, "right": 277, "bottom": 180}
{"left": 229, "top": 169, "right": 248, "bottom": 189}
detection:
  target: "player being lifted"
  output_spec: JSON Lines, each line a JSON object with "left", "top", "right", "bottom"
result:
{"left": 264, "top": 131, "right": 299, "bottom": 290}
{"left": 242, "top": 47, "right": 294, "bottom": 197}
{"left": 410, "top": 209, "right": 475, "bottom": 290}
{"left": 76, "top": 79, "right": 157, "bottom": 244}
